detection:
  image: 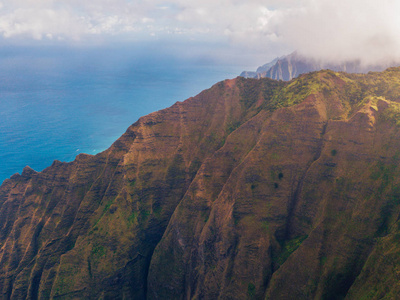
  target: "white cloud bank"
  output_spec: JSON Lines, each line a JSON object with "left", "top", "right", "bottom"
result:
{"left": 0, "top": 0, "right": 399, "bottom": 65}
{"left": 275, "top": 0, "right": 400, "bottom": 65}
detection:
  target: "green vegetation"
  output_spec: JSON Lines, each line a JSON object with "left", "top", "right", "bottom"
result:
{"left": 238, "top": 77, "right": 286, "bottom": 111}
{"left": 201, "top": 210, "right": 210, "bottom": 223}
{"left": 379, "top": 102, "right": 400, "bottom": 126}
{"left": 370, "top": 160, "right": 398, "bottom": 195}
{"left": 91, "top": 244, "right": 106, "bottom": 258}
{"left": 103, "top": 199, "right": 113, "bottom": 213}
{"left": 275, "top": 235, "right": 308, "bottom": 265}
{"left": 247, "top": 282, "right": 256, "bottom": 298}
{"left": 261, "top": 221, "right": 270, "bottom": 233}
{"left": 226, "top": 117, "right": 242, "bottom": 134}
{"left": 140, "top": 210, "right": 151, "bottom": 223}
{"left": 238, "top": 78, "right": 263, "bottom": 109}
{"left": 128, "top": 211, "right": 137, "bottom": 224}
{"left": 262, "top": 72, "right": 327, "bottom": 111}
{"left": 129, "top": 178, "right": 136, "bottom": 187}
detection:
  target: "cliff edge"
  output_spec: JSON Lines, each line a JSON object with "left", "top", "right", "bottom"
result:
{"left": 2, "top": 69, "right": 400, "bottom": 299}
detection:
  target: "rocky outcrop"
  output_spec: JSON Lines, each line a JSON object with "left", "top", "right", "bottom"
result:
{"left": 240, "top": 57, "right": 279, "bottom": 79}
{"left": 2, "top": 68, "right": 400, "bottom": 299}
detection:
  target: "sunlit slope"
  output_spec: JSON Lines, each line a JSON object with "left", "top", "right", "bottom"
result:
{"left": 2, "top": 68, "right": 400, "bottom": 299}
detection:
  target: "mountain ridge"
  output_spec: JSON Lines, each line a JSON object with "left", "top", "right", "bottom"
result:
{"left": 241, "top": 52, "right": 398, "bottom": 81}
{"left": 2, "top": 68, "right": 400, "bottom": 298}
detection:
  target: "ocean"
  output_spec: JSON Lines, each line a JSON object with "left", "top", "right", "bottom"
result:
{"left": 0, "top": 45, "right": 244, "bottom": 183}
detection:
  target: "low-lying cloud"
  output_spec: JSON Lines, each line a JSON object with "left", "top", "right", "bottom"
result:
{"left": 0, "top": 0, "right": 399, "bottom": 66}
{"left": 274, "top": 0, "right": 400, "bottom": 65}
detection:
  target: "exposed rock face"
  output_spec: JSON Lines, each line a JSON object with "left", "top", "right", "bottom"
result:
{"left": 241, "top": 52, "right": 397, "bottom": 81}
{"left": 2, "top": 68, "right": 400, "bottom": 299}
{"left": 240, "top": 57, "right": 279, "bottom": 79}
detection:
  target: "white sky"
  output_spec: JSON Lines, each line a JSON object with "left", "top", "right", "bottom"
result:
{"left": 1, "top": 0, "right": 399, "bottom": 66}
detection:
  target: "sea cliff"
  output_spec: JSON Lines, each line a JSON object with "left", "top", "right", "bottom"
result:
{"left": 2, "top": 69, "right": 400, "bottom": 299}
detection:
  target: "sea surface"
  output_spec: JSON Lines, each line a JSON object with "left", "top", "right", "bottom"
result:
{"left": 0, "top": 45, "right": 244, "bottom": 183}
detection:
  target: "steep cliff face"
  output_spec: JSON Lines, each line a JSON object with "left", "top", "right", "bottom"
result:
{"left": 240, "top": 57, "right": 279, "bottom": 79}
{"left": 2, "top": 68, "right": 400, "bottom": 299}
{"left": 242, "top": 52, "right": 395, "bottom": 81}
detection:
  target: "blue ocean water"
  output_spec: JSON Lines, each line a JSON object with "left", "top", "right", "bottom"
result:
{"left": 0, "top": 45, "right": 243, "bottom": 183}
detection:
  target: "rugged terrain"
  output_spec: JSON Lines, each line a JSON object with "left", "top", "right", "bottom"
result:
{"left": 241, "top": 52, "right": 394, "bottom": 81}
{"left": 2, "top": 68, "right": 400, "bottom": 299}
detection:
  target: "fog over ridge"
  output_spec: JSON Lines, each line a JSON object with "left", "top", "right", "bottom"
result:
{"left": 279, "top": 0, "right": 400, "bottom": 66}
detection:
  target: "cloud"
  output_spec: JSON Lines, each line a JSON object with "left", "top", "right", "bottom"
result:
{"left": 273, "top": 0, "right": 400, "bottom": 65}
{"left": 0, "top": 1, "right": 278, "bottom": 41}
{"left": 0, "top": 0, "right": 399, "bottom": 65}
{"left": 0, "top": 0, "right": 148, "bottom": 41}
